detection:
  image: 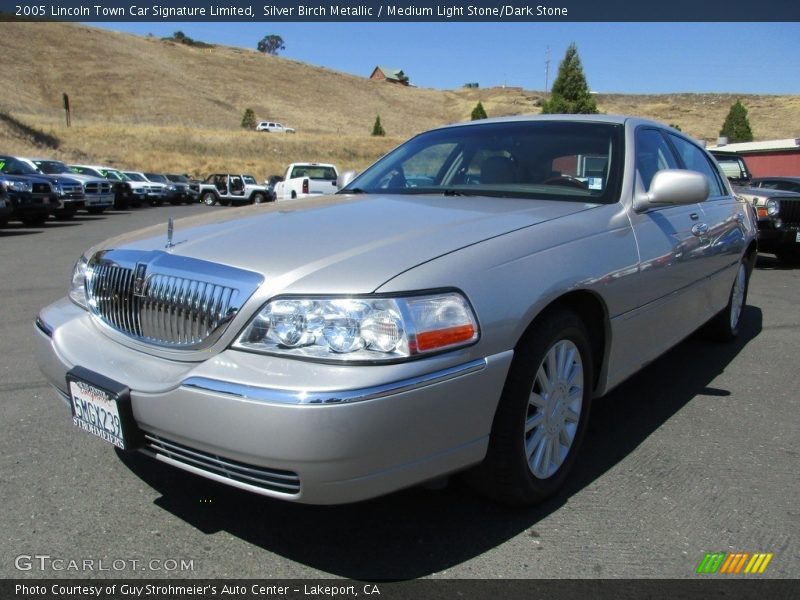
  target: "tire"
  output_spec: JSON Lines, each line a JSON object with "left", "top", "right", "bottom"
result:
{"left": 114, "top": 199, "right": 129, "bottom": 210}
{"left": 170, "top": 199, "right": 182, "bottom": 206}
{"left": 701, "top": 259, "right": 749, "bottom": 341}
{"left": 775, "top": 250, "right": 800, "bottom": 266}
{"left": 252, "top": 193, "right": 266, "bottom": 204}
{"left": 87, "top": 207, "right": 106, "bottom": 215}
{"left": 291, "top": 191, "right": 297, "bottom": 199}
{"left": 467, "top": 309, "right": 593, "bottom": 506}
{"left": 53, "top": 209, "right": 75, "bottom": 220}
{"left": 202, "top": 192, "right": 217, "bottom": 206}
{"left": 21, "top": 214, "right": 48, "bottom": 227}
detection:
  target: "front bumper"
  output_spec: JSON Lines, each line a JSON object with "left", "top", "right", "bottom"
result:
{"left": 84, "top": 193, "right": 114, "bottom": 208}
{"left": 35, "top": 298, "right": 512, "bottom": 504}
{"left": 757, "top": 220, "right": 800, "bottom": 253}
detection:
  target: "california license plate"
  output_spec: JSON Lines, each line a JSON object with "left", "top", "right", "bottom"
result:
{"left": 66, "top": 367, "right": 139, "bottom": 450}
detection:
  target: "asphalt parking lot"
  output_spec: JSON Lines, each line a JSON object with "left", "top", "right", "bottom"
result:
{"left": 1, "top": 205, "right": 797, "bottom": 580}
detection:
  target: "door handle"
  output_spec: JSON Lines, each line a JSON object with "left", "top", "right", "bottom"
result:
{"left": 691, "top": 223, "right": 709, "bottom": 236}
{"left": 690, "top": 212, "right": 700, "bottom": 220}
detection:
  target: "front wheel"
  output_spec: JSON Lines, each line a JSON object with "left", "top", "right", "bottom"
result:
{"left": 201, "top": 192, "right": 217, "bottom": 206}
{"left": 701, "top": 259, "right": 749, "bottom": 341}
{"left": 775, "top": 250, "right": 800, "bottom": 266}
{"left": 467, "top": 309, "right": 593, "bottom": 506}
{"left": 252, "top": 193, "right": 266, "bottom": 204}
{"left": 21, "top": 214, "right": 48, "bottom": 226}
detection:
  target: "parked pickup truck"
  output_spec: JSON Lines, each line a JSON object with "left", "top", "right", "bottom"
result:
{"left": 198, "top": 174, "right": 270, "bottom": 206}
{"left": 19, "top": 157, "right": 114, "bottom": 215}
{"left": 273, "top": 163, "right": 339, "bottom": 201}
{"left": 0, "top": 156, "right": 85, "bottom": 219}
{"left": 0, "top": 173, "right": 58, "bottom": 226}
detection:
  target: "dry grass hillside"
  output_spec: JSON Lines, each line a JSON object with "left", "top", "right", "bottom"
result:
{"left": 2, "top": 21, "right": 798, "bottom": 179}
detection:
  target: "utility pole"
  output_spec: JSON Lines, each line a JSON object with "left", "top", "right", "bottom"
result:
{"left": 544, "top": 46, "right": 551, "bottom": 94}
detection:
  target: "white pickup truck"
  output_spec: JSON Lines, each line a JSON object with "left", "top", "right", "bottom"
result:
{"left": 273, "top": 163, "right": 339, "bottom": 201}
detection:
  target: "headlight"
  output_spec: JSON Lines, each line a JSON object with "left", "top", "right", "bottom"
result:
{"left": 233, "top": 291, "right": 479, "bottom": 362}
{"left": 5, "top": 180, "right": 32, "bottom": 193}
{"left": 69, "top": 255, "right": 89, "bottom": 309}
{"left": 766, "top": 198, "right": 779, "bottom": 216}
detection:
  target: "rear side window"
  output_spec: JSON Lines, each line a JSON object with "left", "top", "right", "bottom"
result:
{"left": 667, "top": 134, "right": 724, "bottom": 197}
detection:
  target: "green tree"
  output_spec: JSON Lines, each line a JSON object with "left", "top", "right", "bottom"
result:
{"left": 720, "top": 100, "right": 754, "bottom": 143}
{"left": 257, "top": 35, "right": 285, "bottom": 55}
{"left": 541, "top": 43, "right": 598, "bottom": 114}
{"left": 372, "top": 114, "right": 385, "bottom": 137}
{"left": 241, "top": 108, "right": 256, "bottom": 129}
{"left": 471, "top": 101, "right": 488, "bottom": 120}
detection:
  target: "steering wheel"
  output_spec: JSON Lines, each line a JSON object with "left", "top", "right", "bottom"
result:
{"left": 386, "top": 168, "right": 408, "bottom": 189}
{"left": 542, "top": 175, "right": 589, "bottom": 190}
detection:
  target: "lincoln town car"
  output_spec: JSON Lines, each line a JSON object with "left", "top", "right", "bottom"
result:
{"left": 35, "top": 115, "right": 757, "bottom": 505}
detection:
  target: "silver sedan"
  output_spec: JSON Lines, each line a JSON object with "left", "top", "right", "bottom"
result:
{"left": 35, "top": 115, "right": 757, "bottom": 505}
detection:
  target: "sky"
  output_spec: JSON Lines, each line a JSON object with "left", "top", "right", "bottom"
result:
{"left": 87, "top": 22, "right": 800, "bottom": 95}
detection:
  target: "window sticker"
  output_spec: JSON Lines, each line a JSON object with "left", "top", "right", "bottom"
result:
{"left": 587, "top": 177, "right": 603, "bottom": 190}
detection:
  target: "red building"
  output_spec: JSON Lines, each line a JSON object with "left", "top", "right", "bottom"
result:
{"left": 369, "top": 66, "right": 410, "bottom": 86}
{"left": 709, "top": 138, "right": 800, "bottom": 177}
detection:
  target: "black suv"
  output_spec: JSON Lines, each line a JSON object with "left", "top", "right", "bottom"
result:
{"left": 710, "top": 149, "right": 800, "bottom": 265}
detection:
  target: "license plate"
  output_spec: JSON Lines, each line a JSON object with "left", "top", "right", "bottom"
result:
{"left": 66, "top": 367, "right": 139, "bottom": 450}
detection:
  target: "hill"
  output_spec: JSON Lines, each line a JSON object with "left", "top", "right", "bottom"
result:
{"left": 2, "top": 21, "right": 799, "bottom": 179}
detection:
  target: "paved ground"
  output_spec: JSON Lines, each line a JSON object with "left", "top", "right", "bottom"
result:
{"left": 0, "top": 205, "right": 797, "bottom": 580}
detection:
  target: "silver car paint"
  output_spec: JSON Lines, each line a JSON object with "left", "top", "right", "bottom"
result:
{"left": 35, "top": 115, "right": 757, "bottom": 503}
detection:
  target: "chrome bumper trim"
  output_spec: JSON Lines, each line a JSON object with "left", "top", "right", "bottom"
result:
{"left": 182, "top": 358, "right": 487, "bottom": 405}
{"left": 35, "top": 316, "right": 54, "bottom": 338}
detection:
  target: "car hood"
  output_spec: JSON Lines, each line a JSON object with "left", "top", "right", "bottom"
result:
{"left": 93, "top": 193, "right": 599, "bottom": 294}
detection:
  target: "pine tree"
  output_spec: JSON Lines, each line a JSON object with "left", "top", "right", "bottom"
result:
{"left": 471, "top": 101, "right": 488, "bottom": 120}
{"left": 720, "top": 100, "right": 754, "bottom": 143}
{"left": 541, "top": 43, "right": 598, "bottom": 114}
{"left": 372, "top": 114, "right": 385, "bottom": 136}
{"left": 241, "top": 108, "right": 256, "bottom": 129}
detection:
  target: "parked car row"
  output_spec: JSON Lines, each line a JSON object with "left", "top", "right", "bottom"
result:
{"left": 0, "top": 154, "right": 201, "bottom": 228}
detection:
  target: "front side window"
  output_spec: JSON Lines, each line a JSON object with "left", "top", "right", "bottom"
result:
{"left": 667, "top": 134, "right": 724, "bottom": 197}
{"left": 343, "top": 121, "right": 624, "bottom": 203}
{"left": 635, "top": 128, "right": 679, "bottom": 192}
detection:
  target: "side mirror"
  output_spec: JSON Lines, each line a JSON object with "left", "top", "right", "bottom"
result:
{"left": 336, "top": 170, "right": 358, "bottom": 190}
{"left": 634, "top": 169, "right": 709, "bottom": 212}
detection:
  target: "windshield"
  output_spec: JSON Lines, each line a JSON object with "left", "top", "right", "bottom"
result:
{"left": 33, "top": 160, "right": 70, "bottom": 174}
{"left": 343, "top": 120, "right": 624, "bottom": 202}
{"left": 243, "top": 175, "right": 257, "bottom": 185}
{"left": 124, "top": 172, "right": 146, "bottom": 182}
{"left": 166, "top": 174, "right": 189, "bottom": 183}
{"left": 145, "top": 173, "right": 168, "bottom": 183}
{"left": 102, "top": 169, "right": 127, "bottom": 181}
{"left": 0, "top": 157, "right": 39, "bottom": 175}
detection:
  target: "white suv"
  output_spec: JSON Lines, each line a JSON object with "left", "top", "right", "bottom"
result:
{"left": 255, "top": 121, "right": 295, "bottom": 133}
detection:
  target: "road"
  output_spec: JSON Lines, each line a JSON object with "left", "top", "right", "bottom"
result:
{"left": 1, "top": 205, "right": 797, "bottom": 580}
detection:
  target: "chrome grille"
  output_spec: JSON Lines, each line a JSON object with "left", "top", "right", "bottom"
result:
{"left": 86, "top": 249, "right": 263, "bottom": 349}
{"left": 84, "top": 181, "right": 112, "bottom": 195}
{"left": 779, "top": 198, "right": 800, "bottom": 226}
{"left": 143, "top": 434, "right": 301, "bottom": 495}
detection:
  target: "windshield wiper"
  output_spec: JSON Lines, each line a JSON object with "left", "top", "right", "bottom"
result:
{"left": 340, "top": 187, "right": 367, "bottom": 194}
{"left": 443, "top": 189, "right": 476, "bottom": 196}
